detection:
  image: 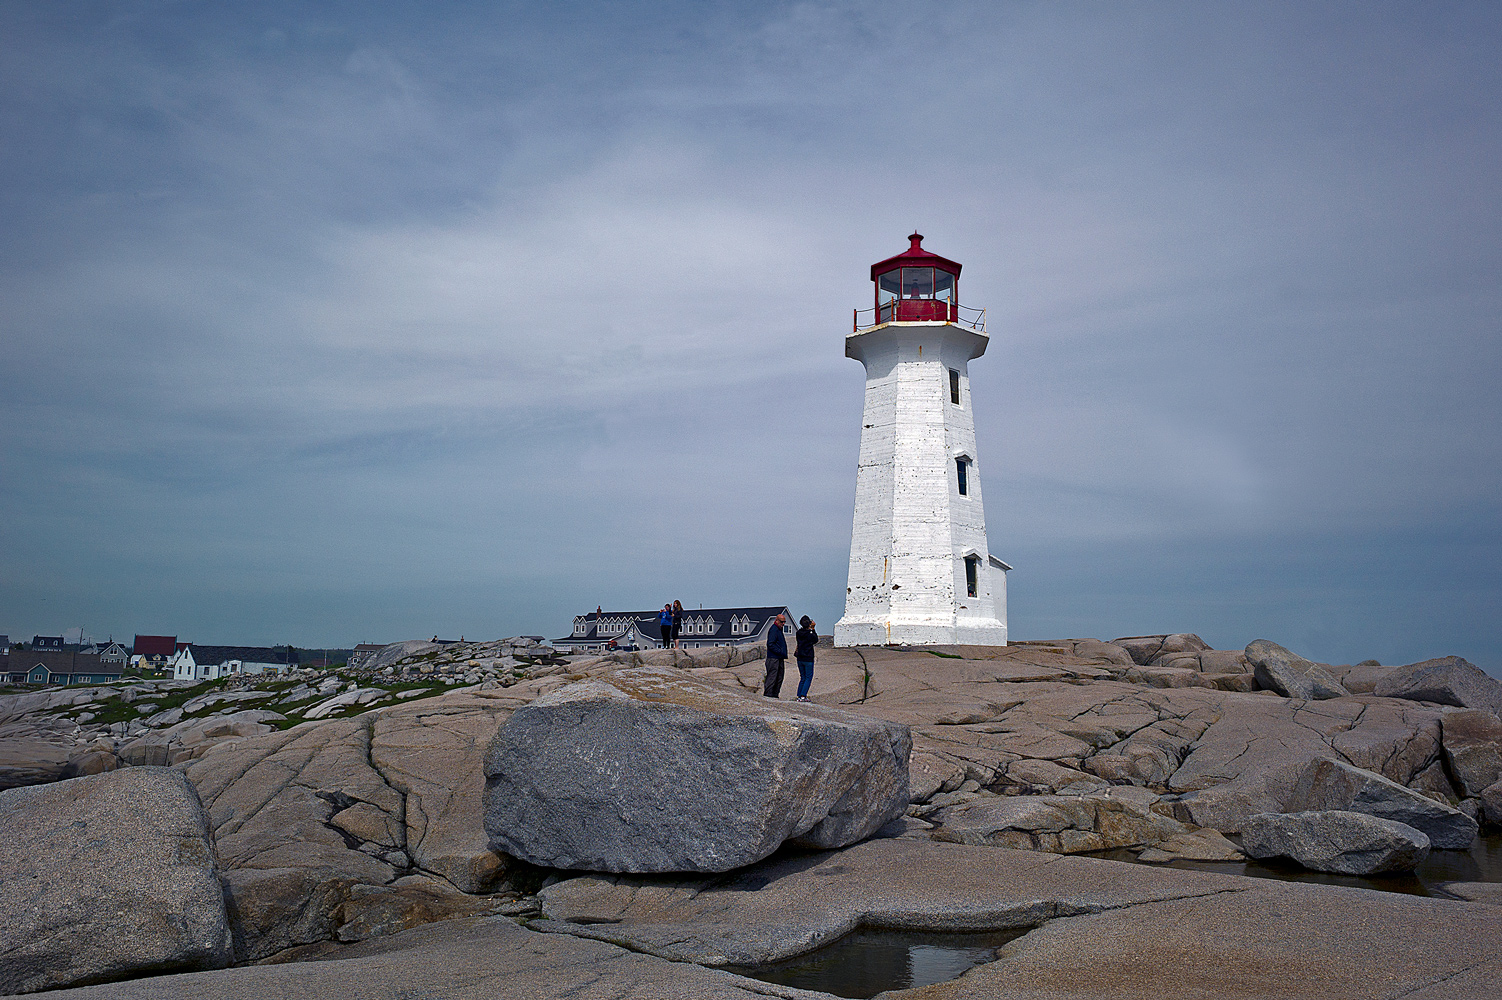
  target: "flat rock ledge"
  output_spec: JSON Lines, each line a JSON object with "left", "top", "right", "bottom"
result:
{"left": 482, "top": 666, "right": 911, "bottom": 872}
{"left": 0, "top": 767, "right": 233, "bottom": 995}
{"left": 1241, "top": 810, "right": 1431, "bottom": 874}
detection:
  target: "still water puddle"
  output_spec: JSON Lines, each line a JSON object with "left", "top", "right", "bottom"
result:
{"left": 731, "top": 927, "right": 1024, "bottom": 999}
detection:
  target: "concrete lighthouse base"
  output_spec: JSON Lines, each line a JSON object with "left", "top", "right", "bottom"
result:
{"left": 834, "top": 614, "right": 1007, "bottom": 648}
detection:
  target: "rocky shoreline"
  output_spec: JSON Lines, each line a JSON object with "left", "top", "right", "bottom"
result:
{"left": 1, "top": 634, "right": 1499, "bottom": 997}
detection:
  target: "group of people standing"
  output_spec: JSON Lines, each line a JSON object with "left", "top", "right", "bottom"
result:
{"left": 763, "top": 613, "right": 819, "bottom": 703}
{"left": 653, "top": 603, "right": 819, "bottom": 703}
{"left": 657, "top": 601, "right": 686, "bottom": 648}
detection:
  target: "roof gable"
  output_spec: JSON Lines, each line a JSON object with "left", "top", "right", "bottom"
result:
{"left": 133, "top": 635, "right": 178, "bottom": 656}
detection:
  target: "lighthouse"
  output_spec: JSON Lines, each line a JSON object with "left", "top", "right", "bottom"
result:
{"left": 833, "top": 234, "right": 1009, "bottom": 647}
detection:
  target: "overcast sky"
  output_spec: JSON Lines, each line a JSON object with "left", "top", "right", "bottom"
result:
{"left": 2, "top": 2, "right": 1499, "bottom": 673}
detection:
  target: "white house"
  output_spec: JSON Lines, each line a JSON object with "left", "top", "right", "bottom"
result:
{"left": 172, "top": 644, "right": 298, "bottom": 682}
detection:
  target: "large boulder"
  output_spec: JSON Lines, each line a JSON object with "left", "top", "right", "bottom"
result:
{"left": 1284, "top": 758, "right": 1478, "bottom": 849}
{"left": 1374, "top": 656, "right": 1502, "bottom": 714}
{"left": 482, "top": 667, "right": 910, "bottom": 872}
{"left": 1440, "top": 709, "right": 1502, "bottom": 797}
{"left": 1241, "top": 810, "right": 1430, "bottom": 874}
{"left": 1245, "top": 640, "right": 1349, "bottom": 700}
{"left": 0, "top": 767, "right": 232, "bottom": 994}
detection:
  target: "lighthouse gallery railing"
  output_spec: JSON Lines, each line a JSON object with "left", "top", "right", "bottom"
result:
{"left": 853, "top": 303, "right": 987, "bottom": 334}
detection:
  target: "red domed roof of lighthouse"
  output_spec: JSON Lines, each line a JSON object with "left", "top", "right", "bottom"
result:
{"left": 870, "top": 232, "right": 962, "bottom": 281}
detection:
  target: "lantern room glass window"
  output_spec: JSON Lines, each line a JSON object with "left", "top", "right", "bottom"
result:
{"left": 875, "top": 267, "right": 958, "bottom": 302}
{"left": 874, "top": 266, "right": 960, "bottom": 323}
{"left": 901, "top": 267, "right": 933, "bottom": 299}
{"left": 934, "top": 270, "right": 955, "bottom": 303}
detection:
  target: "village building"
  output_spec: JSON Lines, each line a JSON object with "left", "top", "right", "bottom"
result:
{"left": 834, "top": 234, "right": 1010, "bottom": 647}
{"left": 347, "top": 644, "right": 387, "bottom": 670}
{"left": 2, "top": 647, "right": 122, "bottom": 686}
{"left": 553, "top": 606, "right": 795, "bottom": 654}
{"left": 170, "top": 644, "right": 300, "bottom": 682}
{"left": 95, "top": 641, "right": 129, "bottom": 669}
{"left": 131, "top": 634, "right": 179, "bottom": 671}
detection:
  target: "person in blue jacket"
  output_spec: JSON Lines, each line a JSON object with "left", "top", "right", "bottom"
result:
{"left": 763, "top": 613, "right": 788, "bottom": 697}
{"left": 794, "top": 616, "right": 818, "bottom": 702}
{"left": 658, "top": 604, "right": 673, "bottom": 648}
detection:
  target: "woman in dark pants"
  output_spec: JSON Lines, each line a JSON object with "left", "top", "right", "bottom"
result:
{"left": 658, "top": 604, "right": 673, "bottom": 648}
{"left": 671, "top": 600, "right": 684, "bottom": 649}
{"left": 794, "top": 616, "right": 818, "bottom": 702}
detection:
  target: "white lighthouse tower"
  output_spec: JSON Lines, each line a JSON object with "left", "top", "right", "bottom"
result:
{"left": 834, "top": 234, "right": 1009, "bottom": 647}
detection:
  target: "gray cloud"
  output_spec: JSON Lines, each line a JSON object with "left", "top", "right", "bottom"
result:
{"left": 1, "top": 2, "right": 1498, "bottom": 671}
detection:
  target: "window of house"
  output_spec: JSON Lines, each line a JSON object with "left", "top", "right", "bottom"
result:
{"left": 956, "top": 457, "right": 968, "bottom": 496}
{"left": 965, "top": 555, "right": 979, "bottom": 598}
{"left": 949, "top": 369, "right": 961, "bottom": 405}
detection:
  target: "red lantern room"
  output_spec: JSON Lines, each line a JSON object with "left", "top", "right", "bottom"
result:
{"left": 870, "top": 232, "right": 962, "bottom": 325}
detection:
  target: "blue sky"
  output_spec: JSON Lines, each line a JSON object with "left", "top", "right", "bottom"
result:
{"left": 2, "top": 2, "right": 1499, "bottom": 672}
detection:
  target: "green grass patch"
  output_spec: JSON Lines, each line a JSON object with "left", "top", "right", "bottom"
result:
{"left": 926, "top": 650, "right": 964, "bottom": 659}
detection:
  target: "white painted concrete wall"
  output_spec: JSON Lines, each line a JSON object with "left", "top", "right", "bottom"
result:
{"left": 834, "top": 321, "right": 1008, "bottom": 647}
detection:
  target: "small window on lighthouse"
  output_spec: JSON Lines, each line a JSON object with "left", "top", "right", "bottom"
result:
{"left": 965, "top": 555, "right": 980, "bottom": 597}
{"left": 956, "top": 458, "right": 969, "bottom": 496}
{"left": 949, "top": 369, "right": 961, "bottom": 405}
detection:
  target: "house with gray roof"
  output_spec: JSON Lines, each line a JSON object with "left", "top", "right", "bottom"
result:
{"left": 3, "top": 647, "right": 121, "bottom": 686}
{"left": 554, "top": 606, "right": 794, "bottom": 654}
{"left": 171, "top": 644, "right": 299, "bottom": 682}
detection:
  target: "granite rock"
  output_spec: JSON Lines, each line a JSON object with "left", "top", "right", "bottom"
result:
{"left": 930, "top": 787, "right": 1186, "bottom": 854}
{"left": 1241, "top": 809, "right": 1430, "bottom": 874}
{"left": 1245, "top": 640, "right": 1349, "bottom": 700}
{"left": 1481, "top": 780, "right": 1502, "bottom": 826}
{"left": 0, "top": 767, "right": 232, "bottom": 994}
{"left": 1373, "top": 655, "right": 1502, "bottom": 714}
{"left": 183, "top": 686, "right": 538, "bottom": 960}
{"left": 1440, "top": 708, "right": 1502, "bottom": 797}
{"left": 482, "top": 667, "right": 910, "bottom": 872}
{"left": 1112, "top": 634, "right": 1209, "bottom": 666}
{"left": 1284, "top": 757, "right": 1478, "bottom": 849}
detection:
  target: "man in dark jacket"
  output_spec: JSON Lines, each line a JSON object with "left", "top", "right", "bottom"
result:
{"left": 763, "top": 613, "right": 788, "bottom": 698}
